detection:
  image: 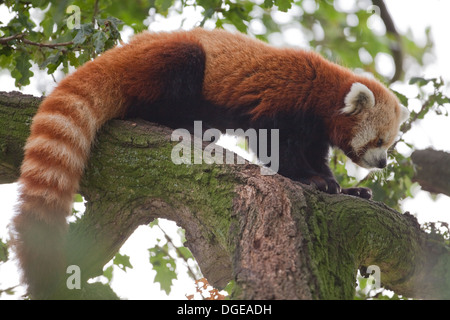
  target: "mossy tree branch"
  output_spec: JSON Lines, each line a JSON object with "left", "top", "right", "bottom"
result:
{"left": 1, "top": 91, "right": 449, "bottom": 299}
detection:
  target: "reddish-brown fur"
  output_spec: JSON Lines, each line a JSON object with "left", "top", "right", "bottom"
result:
{"left": 12, "top": 28, "right": 405, "bottom": 298}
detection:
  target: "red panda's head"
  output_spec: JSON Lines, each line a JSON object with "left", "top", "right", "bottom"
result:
{"left": 338, "top": 80, "right": 409, "bottom": 170}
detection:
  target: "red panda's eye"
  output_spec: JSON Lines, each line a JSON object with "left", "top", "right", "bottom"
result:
{"left": 377, "top": 139, "right": 383, "bottom": 147}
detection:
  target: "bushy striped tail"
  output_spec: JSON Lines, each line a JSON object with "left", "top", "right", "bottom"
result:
{"left": 11, "top": 59, "right": 126, "bottom": 298}
{"left": 11, "top": 30, "right": 206, "bottom": 298}
{"left": 12, "top": 88, "right": 99, "bottom": 298}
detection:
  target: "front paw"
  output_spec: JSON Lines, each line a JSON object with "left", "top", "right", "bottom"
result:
{"left": 301, "top": 176, "right": 341, "bottom": 194}
{"left": 341, "top": 187, "right": 372, "bottom": 199}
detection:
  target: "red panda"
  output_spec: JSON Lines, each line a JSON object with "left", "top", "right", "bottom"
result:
{"left": 12, "top": 28, "right": 409, "bottom": 298}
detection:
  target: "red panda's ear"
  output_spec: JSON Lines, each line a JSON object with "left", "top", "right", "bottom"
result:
{"left": 341, "top": 82, "right": 375, "bottom": 115}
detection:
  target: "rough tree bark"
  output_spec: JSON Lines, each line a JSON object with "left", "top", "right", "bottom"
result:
{"left": 1, "top": 91, "right": 449, "bottom": 300}
{"left": 411, "top": 149, "right": 450, "bottom": 197}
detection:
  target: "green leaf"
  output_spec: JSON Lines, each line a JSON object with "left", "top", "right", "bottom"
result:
{"left": 391, "top": 89, "right": 408, "bottom": 106}
{"left": 275, "top": 0, "right": 292, "bottom": 12}
{"left": 0, "top": 239, "right": 8, "bottom": 263}
{"left": 67, "top": 51, "right": 80, "bottom": 68}
{"left": 224, "top": 280, "right": 235, "bottom": 296}
{"left": 0, "top": 47, "right": 13, "bottom": 69}
{"left": 358, "top": 276, "right": 368, "bottom": 290}
{"left": 11, "top": 52, "right": 33, "bottom": 87}
{"left": 103, "top": 1, "right": 149, "bottom": 32}
{"left": 73, "top": 193, "right": 83, "bottom": 203}
{"left": 97, "top": 17, "right": 124, "bottom": 32}
{"left": 40, "top": 51, "right": 62, "bottom": 74}
{"left": 113, "top": 253, "right": 133, "bottom": 272}
{"left": 224, "top": 10, "right": 248, "bottom": 33}
{"left": 41, "top": 15, "right": 56, "bottom": 38}
{"left": 409, "top": 77, "right": 430, "bottom": 86}
{"left": 149, "top": 218, "right": 159, "bottom": 228}
{"left": 176, "top": 246, "right": 193, "bottom": 260}
{"left": 149, "top": 244, "right": 177, "bottom": 295}
{"left": 73, "top": 23, "right": 94, "bottom": 45}
{"left": 93, "top": 31, "right": 108, "bottom": 53}
{"left": 263, "top": 0, "right": 274, "bottom": 9}
{"left": 155, "top": 0, "right": 175, "bottom": 16}
{"left": 103, "top": 265, "right": 114, "bottom": 283}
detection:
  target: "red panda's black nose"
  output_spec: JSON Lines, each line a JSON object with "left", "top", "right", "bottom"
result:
{"left": 377, "top": 158, "right": 387, "bottom": 169}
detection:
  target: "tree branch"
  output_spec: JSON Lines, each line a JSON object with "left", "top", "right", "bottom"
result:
{"left": 1, "top": 91, "right": 449, "bottom": 299}
{"left": 0, "top": 33, "right": 74, "bottom": 48}
{"left": 372, "top": 0, "right": 404, "bottom": 83}
{"left": 412, "top": 148, "right": 450, "bottom": 197}
{"left": 92, "top": 0, "right": 100, "bottom": 25}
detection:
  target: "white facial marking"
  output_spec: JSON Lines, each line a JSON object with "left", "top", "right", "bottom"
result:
{"left": 360, "top": 147, "right": 387, "bottom": 169}
{"left": 351, "top": 124, "right": 377, "bottom": 155}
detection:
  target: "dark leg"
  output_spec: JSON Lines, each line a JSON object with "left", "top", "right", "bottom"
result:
{"left": 254, "top": 111, "right": 341, "bottom": 194}
{"left": 251, "top": 110, "right": 372, "bottom": 198}
{"left": 305, "top": 141, "right": 372, "bottom": 199}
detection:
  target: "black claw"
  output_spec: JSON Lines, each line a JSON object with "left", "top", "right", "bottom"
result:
{"left": 342, "top": 187, "right": 372, "bottom": 200}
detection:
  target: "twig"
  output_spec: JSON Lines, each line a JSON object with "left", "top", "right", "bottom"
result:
{"left": 22, "top": 39, "right": 74, "bottom": 48}
{"left": 0, "top": 33, "right": 74, "bottom": 48}
{"left": 92, "top": 0, "right": 100, "bottom": 25}
{"left": 0, "top": 33, "right": 26, "bottom": 44}
{"left": 0, "top": 285, "right": 19, "bottom": 296}
{"left": 372, "top": 0, "right": 404, "bottom": 83}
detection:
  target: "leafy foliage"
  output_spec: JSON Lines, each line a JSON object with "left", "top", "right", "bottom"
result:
{"left": 423, "top": 221, "right": 450, "bottom": 244}
{"left": 0, "top": 238, "right": 8, "bottom": 263}
{"left": 354, "top": 273, "right": 408, "bottom": 300}
{"left": 146, "top": 219, "right": 202, "bottom": 295}
{"left": 148, "top": 242, "right": 178, "bottom": 295}
{"left": 1, "top": 0, "right": 432, "bottom": 87}
{"left": 0, "top": 239, "right": 14, "bottom": 297}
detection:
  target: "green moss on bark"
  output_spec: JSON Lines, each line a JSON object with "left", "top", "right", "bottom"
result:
{"left": 303, "top": 190, "right": 427, "bottom": 299}
{"left": 81, "top": 120, "right": 239, "bottom": 254}
{"left": 0, "top": 92, "right": 41, "bottom": 182}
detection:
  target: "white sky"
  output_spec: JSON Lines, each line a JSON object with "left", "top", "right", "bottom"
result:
{"left": 1, "top": 0, "right": 450, "bottom": 299}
